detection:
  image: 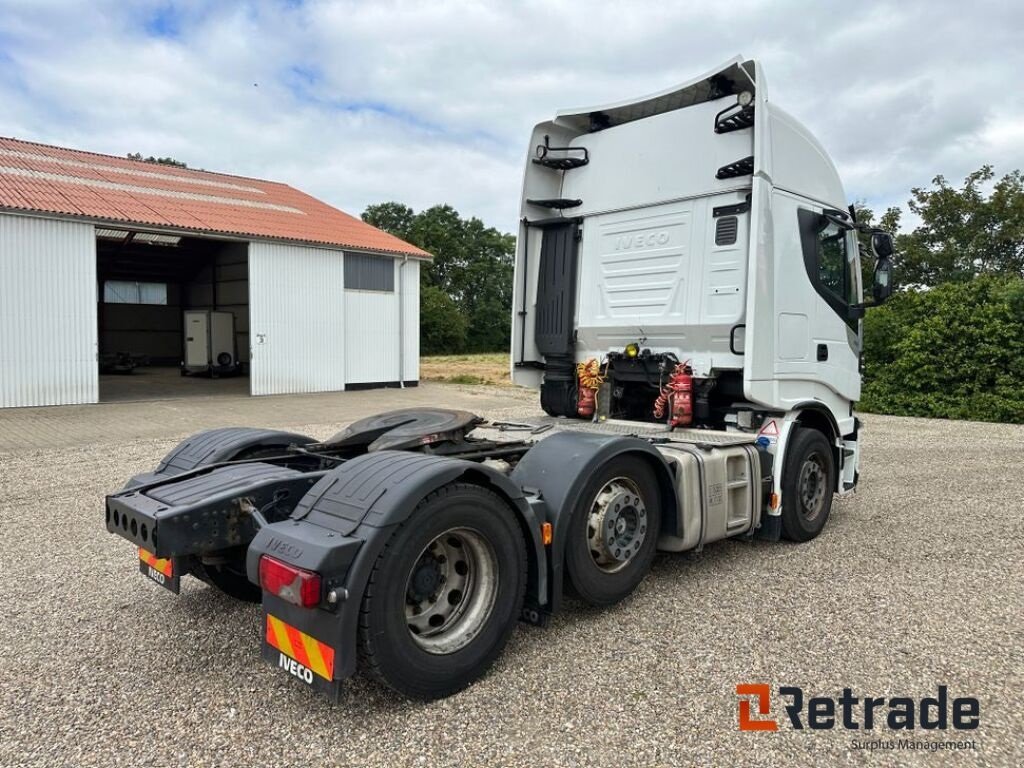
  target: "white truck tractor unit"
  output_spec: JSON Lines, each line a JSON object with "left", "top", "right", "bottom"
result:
{"left": 105, "top": 57, "right": 893, "bottom": 701}
{"left": 512, "top": 55, "right": 894, "bottom": 541}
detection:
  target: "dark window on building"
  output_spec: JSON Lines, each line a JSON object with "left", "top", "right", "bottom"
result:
{"left": 344, "top": 253, "right": 394, "bottom": 292}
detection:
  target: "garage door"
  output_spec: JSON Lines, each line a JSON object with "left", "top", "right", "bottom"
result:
{"left": 248, "top": 241, "right": 346, "bottom": 396}
{"left": 0, "top": 214, "right": 97, "bottom": 407}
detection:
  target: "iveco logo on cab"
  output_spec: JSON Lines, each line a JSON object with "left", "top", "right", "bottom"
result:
{"left": 615, "top": 231, "right": 670, "bottom": 250}
{"left": 278, "top": 653, "right": 314, "bottom": 684}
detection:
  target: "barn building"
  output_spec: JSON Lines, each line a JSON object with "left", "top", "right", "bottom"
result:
{"left": 0, "top": 137, "right": 428, "bottom": 408}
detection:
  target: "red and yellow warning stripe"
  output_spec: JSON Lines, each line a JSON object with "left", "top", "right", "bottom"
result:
{"left": 138, "top": 548, "right": 173, "bottom": 577}
{"left": 265, "top": 614, "right": 335, "bottom": 681}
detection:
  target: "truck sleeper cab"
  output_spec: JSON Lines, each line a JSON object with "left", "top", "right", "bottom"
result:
{"left": 105, "top": 56, "right": 893, "bottom": 702}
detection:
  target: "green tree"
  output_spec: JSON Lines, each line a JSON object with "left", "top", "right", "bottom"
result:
{"left": 420, "top": 285, "right": 467, "bottom": 355}
{"left": 127, "top": 152, "right": 187, "bottom": 168}
{"left": 893, "top": 167, "right": 1024, "bottom": 287}
{"left": 362, "top": 202, "right": 416, "bottom": 242}
{"left": 363, "top": 203, "right": 515, "bottom": 353}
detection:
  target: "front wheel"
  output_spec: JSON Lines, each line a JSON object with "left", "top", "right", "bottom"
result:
{"left": 780, "top": 427, "right": 836, "bottom": 542}
{"left": 357, "top": 483, "right": 527, "bottom": 700}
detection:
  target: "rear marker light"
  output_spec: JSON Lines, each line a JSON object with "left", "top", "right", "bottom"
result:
{"left": 541, "top": 522, "right": 553, "bottom": 546}
{"left": 258, "top": 555, "right": 322, "bottom": 608}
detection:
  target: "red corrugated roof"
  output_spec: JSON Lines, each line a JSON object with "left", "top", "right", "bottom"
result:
{"left": 0, "top": 136, "right": 430, "bottom": 258}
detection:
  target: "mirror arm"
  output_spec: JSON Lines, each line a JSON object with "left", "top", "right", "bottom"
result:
{"left": 823, "top": 208, "right": 855, "bottom": 230}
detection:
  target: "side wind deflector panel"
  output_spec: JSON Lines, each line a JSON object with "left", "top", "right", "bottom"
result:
{"left": 534, "top": 220, "right": 579, "bottom": 356}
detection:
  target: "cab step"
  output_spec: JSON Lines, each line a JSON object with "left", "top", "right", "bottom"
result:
{"left": 532, "top": 134, "right": 589, "bottom": 170}
{"left": 715, "top": 104, "right": 755, "bottom": 134}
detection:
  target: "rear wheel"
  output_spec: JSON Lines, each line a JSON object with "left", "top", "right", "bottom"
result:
{"left": 565, "top": 455, "right": 661, "bottom": 607}
{"left": 781, "top": 427, "right": 836, "bottom": 542}
{"left": 357, "top": 483, "right": 527, "bottom": 700}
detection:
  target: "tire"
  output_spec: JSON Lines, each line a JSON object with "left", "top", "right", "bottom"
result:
{"left": 565, "top": 455, "right": 661, "bottom": 607}
{"left": 780, "top": 427, "right": 836, "bottom": 542}
{"left": 357, "top": 483, "right": 527, "bottom": 700}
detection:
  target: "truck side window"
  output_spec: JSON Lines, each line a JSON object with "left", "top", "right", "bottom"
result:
{"left": 797, "top": 209, "right": 858, "bottom": 329}
{"left": 816, "top": 219, "right": 848, "bottom": 301}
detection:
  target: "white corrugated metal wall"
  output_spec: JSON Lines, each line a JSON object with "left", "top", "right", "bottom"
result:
{"left": 249, "top": 241, "right": 347, "bottom": 396}
{"left": 0, "top": 213, "right": 98, "bottom": 407}
{"left": 343, "top": 258, "right": 419, "bottom": 384}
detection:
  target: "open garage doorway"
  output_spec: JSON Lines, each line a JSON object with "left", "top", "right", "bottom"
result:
{"left": 96, "top": 228, "right": 250, "bottom": 403}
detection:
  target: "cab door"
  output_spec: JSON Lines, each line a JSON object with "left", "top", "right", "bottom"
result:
{"left": 795, "top": 204, "right": 862, "bottom": 402}
{"left": 749, "top": 190, "right": 861, "bottom": 406}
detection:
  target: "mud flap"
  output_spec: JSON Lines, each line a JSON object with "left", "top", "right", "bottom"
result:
{"left": 261, "top": 609, "right": 342, "bottom": 701}
{"left": 138, "top": 548, "right": 181, "bottom": 594}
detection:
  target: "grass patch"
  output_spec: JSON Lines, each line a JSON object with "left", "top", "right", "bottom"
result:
{"left": 437, "top": 374, "right": 491, "bottom": 385}
{"left": 421, "top": 353, "right": 511, "bottom": 387}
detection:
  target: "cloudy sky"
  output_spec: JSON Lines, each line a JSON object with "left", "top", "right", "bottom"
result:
{"left": 1, "top": 0, "right": 1021, "bottom": 232}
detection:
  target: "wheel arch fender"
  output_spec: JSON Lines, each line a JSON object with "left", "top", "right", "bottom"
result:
{"left": 790, "top": 402, "right": 840, "bottom": 442}
{"left": 788, "top": 403, "right": 841, "bottom": 492}
{"left": 253, "top": 451, "right": 547, "bottom": 681}
{"left": 509, "top": 431, "right": 678, "bottom": 609}
{"left": 124, "top": 427, "right": 317, "bottom": 489}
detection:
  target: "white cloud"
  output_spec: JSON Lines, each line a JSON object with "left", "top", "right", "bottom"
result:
{"left": 0, "top": 0, "right": 1021, "bottom": 232}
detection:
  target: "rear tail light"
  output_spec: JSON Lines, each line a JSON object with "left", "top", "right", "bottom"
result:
{"left": 258, "top": 555, "right": 322, "bottom": 607}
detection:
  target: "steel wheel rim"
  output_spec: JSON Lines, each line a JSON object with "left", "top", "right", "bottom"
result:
{"left": 586, "top": 477, "right": 647, "bottom": 574}
{"left": 404, "top": 527, "right": 498, "bottom": 655}
{"left": 798, "top": 452, "right": 827, "bottom": 522}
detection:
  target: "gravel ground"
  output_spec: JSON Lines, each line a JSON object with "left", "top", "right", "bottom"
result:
{"left": 0, "top": 392, "right": 1021, "bottom": 767}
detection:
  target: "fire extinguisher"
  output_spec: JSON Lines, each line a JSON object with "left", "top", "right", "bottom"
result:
{"left": 576, "top": 358, "right": 604, "bottom": 418}
{"left": 653, "top": 361, "right": 693, "bottom": 428}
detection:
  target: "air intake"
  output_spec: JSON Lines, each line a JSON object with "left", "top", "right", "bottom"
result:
{"left": 715, "top": 216, "right": 738, "bottom": 246}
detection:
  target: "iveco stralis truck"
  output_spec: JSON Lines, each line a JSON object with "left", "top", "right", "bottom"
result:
{"left": 105, "top": 57, "right": 894, "bottom": 701}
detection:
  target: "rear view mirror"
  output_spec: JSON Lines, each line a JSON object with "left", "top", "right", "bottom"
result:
{"left": 873, "top": 256, "right": 893, "bottom": 303}
{"left": 871, "top": 231, "right": 894, "bottom": 259}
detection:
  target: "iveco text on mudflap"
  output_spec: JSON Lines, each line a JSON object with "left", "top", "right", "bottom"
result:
{"left": 105, "top": 56, "right": 895, "bottom": 701}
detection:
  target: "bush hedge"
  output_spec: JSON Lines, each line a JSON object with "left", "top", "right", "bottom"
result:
{"left": 860, "top": 276, "right": 1024, "bottom": 422}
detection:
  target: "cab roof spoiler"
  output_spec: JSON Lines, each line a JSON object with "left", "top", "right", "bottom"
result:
{"left": 553, "top": 56, "right": 757, "bottom": 132}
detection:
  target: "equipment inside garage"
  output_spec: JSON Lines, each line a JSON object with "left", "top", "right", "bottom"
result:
{"left": 183, "top": 310, "right": 238, "bottom": 377}
{"left": 96, "top": 229, "right": 249, "bottom": 401}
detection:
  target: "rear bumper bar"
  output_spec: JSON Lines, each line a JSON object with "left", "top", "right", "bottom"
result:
{"left": 105, "top": 463, "right": 324, "bottom": 559}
